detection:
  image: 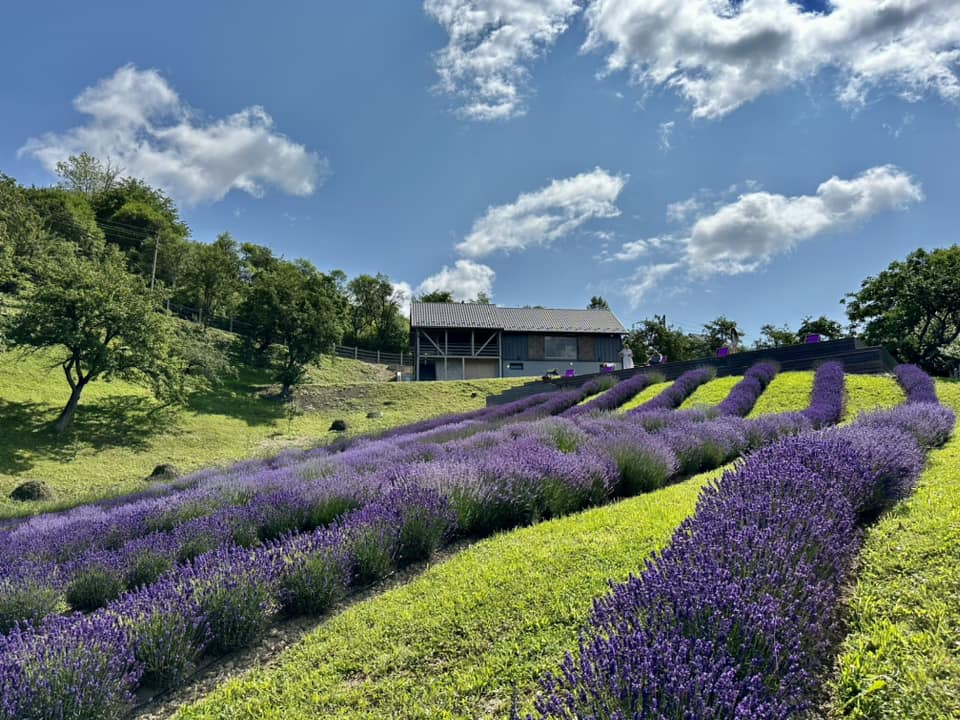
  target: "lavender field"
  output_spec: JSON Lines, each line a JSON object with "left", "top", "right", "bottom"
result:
{"left": 0, "top": 363, "right": 955, "bottom": 719}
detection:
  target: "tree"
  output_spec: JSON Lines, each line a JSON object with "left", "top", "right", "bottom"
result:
{"left": 4, "top": 246, "right": 173, "bottom": 432}
{"left": 239, "top": 261, "right": 345, "bottom": 397}
{"left": 346, "top": 273, "right": 406, "bottom": 350}
{"left": 796, "top": 315, "right": 844, "bottom": 342}
{"left": 472, "top": 291, "right": 492, "bottom": 304}
{"left": 587, "top": 296, "right": 610, "bottom": 310}
{"left": 417, "top": 290, "right": 454, "bottom": 303}
{"left": 24, "top": 187, "right": 105, "bottom": 257}
{"left": 753, "top": 323, "right": 796, "bottom": 350}
{"left": 625, "top": 315, "right": 695, "bottom": 363}
{"left": 845, "top": 246, "right": 960, "bottom": 375}
{"left": 54, "top": 152, "right": 122, "bottom": 196}
{"left": 702, "top": 315, "right": 745, "bottom": 353}
{"left": 178, "top": 233, "right": 242, "bottom": 324}
{"left": 92, "top": 178, "right": 190, "bottom": 288}
{"left": 0, "top": 174, "right": 54, "bottom": 291}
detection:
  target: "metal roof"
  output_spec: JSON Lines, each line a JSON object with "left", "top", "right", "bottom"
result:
{"left": 410, "top": 302, "right": 627, "bottom": 334}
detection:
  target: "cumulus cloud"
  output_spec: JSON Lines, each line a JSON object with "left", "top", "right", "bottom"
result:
{"left": 20, "top": 65, "right": 327, "bottom": 205}
{"left": 456, "top": 168, "right": 627, "bottom": 258}
{"left": 392, "top": 281, "right": 414, "bottom": 318}
{"left": 583, "top": 0, "right": 960, "bottom": 118}
{"left": 424, "top": 0, "right": 582, "bottom": 120}
{"left": 615, "top": 165, "right": 923, "bottom": 306}
{"left": 685, "top": 165, "right": 923, "bottom": 274}
{"left": 417, "top": 259, "right": 496, "bottom": 300}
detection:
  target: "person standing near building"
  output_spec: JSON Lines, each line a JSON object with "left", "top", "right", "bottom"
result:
{"left": 619, "top": 346, "right": 634, "bottom": 370}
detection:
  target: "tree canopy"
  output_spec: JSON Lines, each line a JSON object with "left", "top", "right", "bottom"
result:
{"left": 846, "top": 246, "right": 960, "bottom": 375}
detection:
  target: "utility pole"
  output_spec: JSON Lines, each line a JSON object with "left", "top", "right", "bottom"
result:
{"left": 150, "top": 231, "right": 160, "bottom": 291}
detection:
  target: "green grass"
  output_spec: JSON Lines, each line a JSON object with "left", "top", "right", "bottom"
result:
{"left": 679, "top": 375, "right": 741, "bottom": 410}
{"left": 841, "top": 374, "right": 906, "bottom": 423}
{"left": 617, "top": 380, "right": 673, "bottom": 412}
{"left": 747, "top": 371, "right": 813, "bottom": 417}
{"left": 177, "top": 467, "right": 725, "bottom": 720}
{"left": 179, "top": 370, "right": 891, "bottom": 719}
{"left": 829, "top": 380, "right": 960, "bottom": 720}
{"left": 0, "top": 348, "right": 528, "bottom": 518}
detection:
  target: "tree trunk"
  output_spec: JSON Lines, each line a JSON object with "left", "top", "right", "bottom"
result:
{"left": 54, "top": 383, "right": 85, "bottom": 434}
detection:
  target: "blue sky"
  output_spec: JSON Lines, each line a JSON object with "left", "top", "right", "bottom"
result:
{"left": 3, "top": 0, "right": 959, "bottom": 341}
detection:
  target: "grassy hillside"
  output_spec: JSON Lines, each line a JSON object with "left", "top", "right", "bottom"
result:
{"left": 177, "top": 374, "right": 909, "bottom": 719}
{"left": 0, "top": 348, "right": 528, "bottom": 518}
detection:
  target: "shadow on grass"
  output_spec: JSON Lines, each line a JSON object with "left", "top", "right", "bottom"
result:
{"left": 0, "top": 396, "right": 178, "bottom": 475}
{"left": 184, "top": 375, "right": 288, "bottom": 426}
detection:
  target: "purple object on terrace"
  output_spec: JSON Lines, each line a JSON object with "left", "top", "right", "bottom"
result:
{"left": 715, "top": 346, "right": 729, "bottom": 357}
{"left": 805, "top": 333, "right": 821, "bottom": 343}
{"left": 564, "top": 368, "right": 576, "bottom": 378}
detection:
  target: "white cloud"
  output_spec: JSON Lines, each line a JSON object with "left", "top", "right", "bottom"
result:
{"left": 658, "top": 120, "right": 675, "bottom": 151}
{"left": 623, "top": 262, "right": 682, "bottom": 306}
{"left": 456, "top": 168, "right": 627, "bottom": 258}
{"left": 417, "top": 259, "right": 496, "bottom": 300}
{"left": 583, "top": 0, "right": 960, "bottom": 118}
{"left": 425, "top": 0, "right": 582, "bottom": 120}
{"left": 614, "top": 165, "right": 923, "bottom": 305}
{"left": 392, "top": 281, "right": 414, "bottom": 318}
{"left": 685, "top": 165, "right": 923, "bottom": 274}
{"left": 20, "top": 65, "right": 327, "bottom": 205}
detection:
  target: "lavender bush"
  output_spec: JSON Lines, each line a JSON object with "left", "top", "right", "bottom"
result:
{"left": 629, "top": 367, "right": 716, "bottom": 414}
{"left": 716, "top": 361, "right": 778, "bottom": 416}
{"left": 564, "top": 372, "right": 662, "bottom": 417}
{"left": 801, "top": 361, "right": 845, "bottom": 428}
{"left": 894, "top": 363, "right": 939, "bottom": 403}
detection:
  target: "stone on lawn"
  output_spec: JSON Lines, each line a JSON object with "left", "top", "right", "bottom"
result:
{"left": 10, "top": 480, "right": 51, "bottom": 502}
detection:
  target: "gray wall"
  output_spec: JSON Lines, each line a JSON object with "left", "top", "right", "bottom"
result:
{"left": 501, "top": 359, "right": 620, "bottom": 379}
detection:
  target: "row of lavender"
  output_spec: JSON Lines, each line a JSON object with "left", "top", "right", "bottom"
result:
{"left": 0, "top": 363, "right": 788, "bottom": 635}
{"left": 532, "top": 364, "right": 954, "bottom": 718}
{"left": 0, "top": 363, "right": 820, "bottom": 718}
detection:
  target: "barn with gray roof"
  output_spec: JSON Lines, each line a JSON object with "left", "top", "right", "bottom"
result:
{"left": 410, "top": 302, "right": 627, "bottom": 380}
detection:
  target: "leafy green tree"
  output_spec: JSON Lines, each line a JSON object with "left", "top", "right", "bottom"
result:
{"left": 625, "top": 315, "right": 695, "bottom": 363}
{"left": 92, "top": 178, "right": 190, "bottom": 287}
{"left": 753, "top": 323, "right": 796, "bottom": 350}
{"left": 472, "top": 291, "right": 492, "bottom": 304}
{"left": 178, "top": 233, "right": 243, "bottom": 324}
{"left": 702, "top": 315, "right": 745, "bottom": 353}
{"left": 845, "top": 246, "right": 960, "bottom": 374}
{"left": 417, "top": 290, "right": 454, "bottom": 303}
{"left": 587, "top": 296, "right": 610, "bottom": 310}
{"left": 4, "top": 246, "right": 173, "bottom": 432}
{"left": 0, "top": 174, "right": 57, "bottom": 291}
{"left": 23, "top": 187, "right": 105, "bottom": 257}
{"left": 796, "top": 315, "right": 844, "bottom": 342}
{"left": 347, "top": 273, "right": 406, "bottom": 350}
{"left": 239, "top": 261, "right": 345, "bottom": 397}
{"left": 54, "top": 152, "right": 122, "bottom": 196}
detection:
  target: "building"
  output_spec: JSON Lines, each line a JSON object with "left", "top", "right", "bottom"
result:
{"left": 410, "top": 302, "right": 627, "bottom": 380}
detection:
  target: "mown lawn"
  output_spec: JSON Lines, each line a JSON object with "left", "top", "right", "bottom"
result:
{"left": 177, "top": 373, "right": 907, "bottom": 719}
{"left": 679, "top": 374, "right": 740, "bottom": 409}
{"left": 829, "top": 380, "right": 960, "bottom": 720}
{"left": 0, "top": 348, "right": 528, "bottom": 518}
{"left": 617, "top": 379, "right": 673, "bottom": 411}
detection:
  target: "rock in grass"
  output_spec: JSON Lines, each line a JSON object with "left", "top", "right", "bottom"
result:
{"left": 9, "top": 480, "right": 51, "bottom": 501}
{"left": 329, "top": 419, "right": 348, "bottom": 432}
{"left": 148, "top": 463, "right": 180, "bottom": 481}
{"left": 366, "top": 411, "right": 383, "bottom": 419}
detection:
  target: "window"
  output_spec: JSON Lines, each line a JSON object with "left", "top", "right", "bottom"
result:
{"left": 544, "top": 336, "right": 577, "bottom": 360}
{"left": 507, "top": 362, "right": 524, "bottom": 370}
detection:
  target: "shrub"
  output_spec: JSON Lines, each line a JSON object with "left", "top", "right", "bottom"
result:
{"left": 186, "top": 546, "right": 277, "bottom": 654}
{"left": 124, "top": 550, "right": 173, "bottom": 590}
{"left": 0, "top": 614, "right": 140, "bottom": 720}
{"left": 387, "top": 486, "right": 456, "bottom": 565}
{"left": 66, "top": 564, "right": 124, "bottom": 613}
{"left": 112, "top": 581, "right": 207, "bottom": 690}
{"left": 339, "top": 504, "right": 402, "bottom": 587}
{"left": 0, "top": 566, "right": 61, "bottom": 634}
{"left": 276, "top": 532, "right": 350, "bottom": 617}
